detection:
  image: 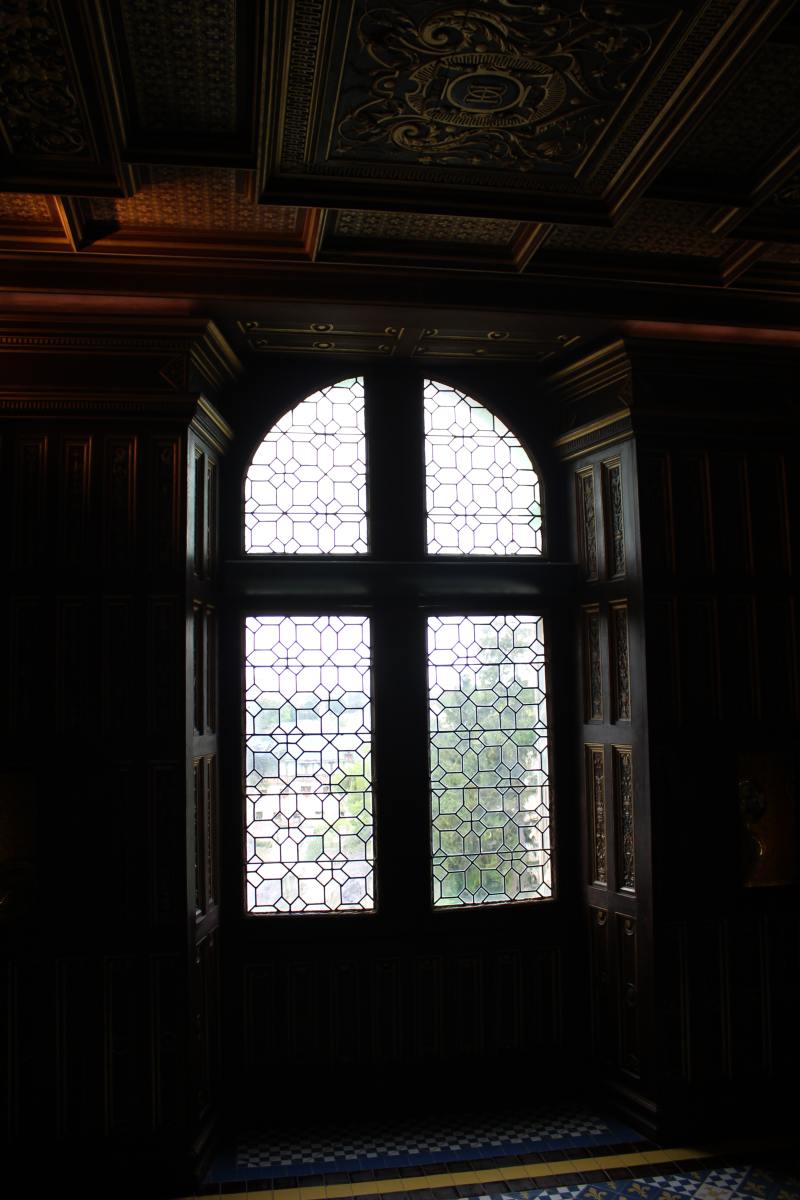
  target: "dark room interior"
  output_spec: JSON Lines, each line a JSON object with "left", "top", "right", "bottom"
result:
{"left": 1, "top": 2, "right": 799, "bottom": 1197}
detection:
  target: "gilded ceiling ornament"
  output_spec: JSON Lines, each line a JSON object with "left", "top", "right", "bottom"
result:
{"left": 333, "top": 2, "right": 672, "bottom": 173}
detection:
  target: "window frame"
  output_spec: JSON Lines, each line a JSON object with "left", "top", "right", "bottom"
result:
{"left": 221, "top": 364, "right": 578, "bottom": 933}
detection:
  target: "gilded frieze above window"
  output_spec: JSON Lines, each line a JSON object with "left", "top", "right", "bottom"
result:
{"left": 332, "top": 2, "right": 674, "bottom": 174}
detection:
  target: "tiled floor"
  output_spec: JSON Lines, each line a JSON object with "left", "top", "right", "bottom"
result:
{"left": 194, "top": 1105, "right": 799, "bottom": 1200}
{"left": 214, "top": 1104, "right": 643, "bottom": 1179}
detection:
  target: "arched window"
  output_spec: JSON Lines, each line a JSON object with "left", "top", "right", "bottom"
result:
{"left": 241, "top": 373, "right": 553, "bottom": 915}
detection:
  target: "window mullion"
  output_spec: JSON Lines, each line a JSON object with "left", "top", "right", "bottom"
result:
{"left": 365, "top": 367, "right": 425, "bottom": 561}
{"left": 371, "top": 606, "right": 432, "bottom": 926}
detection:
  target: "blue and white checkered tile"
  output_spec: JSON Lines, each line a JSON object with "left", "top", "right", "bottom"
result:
{"left": 235, "top": 1106, "right": 637, "bottom": 1171}
{"left": 636, "top": 1173, "right": 704, "bottom": 1197}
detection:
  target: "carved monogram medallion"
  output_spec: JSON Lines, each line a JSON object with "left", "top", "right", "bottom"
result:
{"left": 333, "top": 2, "right": 673, "bottom": 173}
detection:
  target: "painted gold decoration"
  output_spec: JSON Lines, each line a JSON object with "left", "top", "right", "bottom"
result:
{"left": 0, "top": 0, "right": 88, "bottom": 156}
{"left": 333, "top": 209, "right": 518, "bottom": 244}
{"left": 412, "top": 329, "right": 580, "bottom": 360}
{"left": 0, "top": 192, "right": 52, "bottom": 222}
{"left": 238, "top": 321, "right": 404, "bottom": 356}
{"left": 89, "top": 168, "right": 304, "bottom": 234}
{"left": 333, "top": 2, "right": 673, "bottom": 173}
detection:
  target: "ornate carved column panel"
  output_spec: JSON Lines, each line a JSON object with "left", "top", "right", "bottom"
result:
{"left": 550, "top": 342, "right": 654, "bottom": 1127}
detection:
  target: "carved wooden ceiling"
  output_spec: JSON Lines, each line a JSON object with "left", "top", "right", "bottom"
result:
{"left": 2, "top": 0, "right": 800, "bottom": 361}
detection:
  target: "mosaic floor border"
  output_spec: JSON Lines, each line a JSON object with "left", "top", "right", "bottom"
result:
{"left": 190, "top": 1148, "right": 800, "bottom": 1200}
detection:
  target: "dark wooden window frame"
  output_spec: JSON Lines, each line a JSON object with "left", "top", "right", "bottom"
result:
{"left": 220, "top": 365, "right": 579, "bottom": 944}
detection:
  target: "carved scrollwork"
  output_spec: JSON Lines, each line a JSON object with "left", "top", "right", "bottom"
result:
{"left": 577, "top": 467, "right": 597, "bottom": 578}
{"left": 0, "top": 0, "right": 88, "bottom": 156}
{"left": 587, "top": 745, "right": 606, "bottom": 886}
{"left": 615, "top": 747, "right": 635, "bottom": 891}
{"left": 333, "top": 2, "right": 672, "bottom": 173}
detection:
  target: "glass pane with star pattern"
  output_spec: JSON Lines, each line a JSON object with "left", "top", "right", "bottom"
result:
{"left": 245, "top": 615, "right": 373, "bottom": 914}
{"left": 427, "top": 614, "right": 551, "bottom": 907}
{"left": 424, "top": 379, "right": 542, "bottom": 555}
{"left": 244, "top": 377, "right": 367, "bottom": 554}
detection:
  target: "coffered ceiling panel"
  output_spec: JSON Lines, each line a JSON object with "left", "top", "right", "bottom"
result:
{"left": 0, "top": 0, "right": 133, "bottom": 195}
{"left": 654, "top": 39, "right": 800, "bottom": 204}
{"left": 257, "top": 0, "right": 792, "bottom": 222}
{"left": 543, "top": 199, "right": 724, "bottom": 256}
{"left": 0, "top": 190, "right": 68, "bottom": 250}
{"left": 100, "top": 0, "right": 262, "bottom": 165}
{"left": 332, "top": 210, "right": 520, "bottom": 246}
{"left": 75, "top": 167, "right": 313, "bottom": 259}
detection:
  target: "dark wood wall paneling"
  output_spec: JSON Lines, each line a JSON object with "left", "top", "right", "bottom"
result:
{"left": 0, "top": 321, "right": 237, "bottom": 1187}
{"left": 636, "top": 387, "right": 800, "bottom": 1127}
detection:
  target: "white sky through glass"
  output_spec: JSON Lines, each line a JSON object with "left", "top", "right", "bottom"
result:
{"left": 244, "top": 377, "right": 367, "bottom": 554}
{"left": 424, "top": 380, "right": 542, "bottom": 555}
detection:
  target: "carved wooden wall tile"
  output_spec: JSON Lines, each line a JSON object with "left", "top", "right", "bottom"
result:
{"left": 603, "top": 459, "right": 626, "bottom": 578}
{"left": 583, "top": 605, "right": 603, "bottom": 723}
{"left": 613, "top": 747, "right": 635, "bottom": 894}
{"left": 586, "top": 744, "right": 607, "bottom": 887}
{"left": 576, "top": 466, "right": 598, "bottom": 579}
{"left": 610, "top": 603, "right": 631, "bottom": 723}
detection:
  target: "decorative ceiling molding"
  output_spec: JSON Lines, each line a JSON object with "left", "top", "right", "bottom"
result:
{"left": 317, "top": 209, "right": 548, "bottom": 271}
{"left": 237, "top": 321, "right": 583, "bottom": 362}
{"left": 0, "top": 316, "right": 242, "bottom": 395}
{"left": 411, "top": 329, "right": 582, "bottom": 361}
{"left": 238, "top": 320, "right": 406, "bottom": 356}
{"left": 257, "top": 0, "right": 794, "bottom": 223}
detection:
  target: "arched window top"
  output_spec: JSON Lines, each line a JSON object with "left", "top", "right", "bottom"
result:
{"left": 244, "top": 376, "right": 367, "bottom": 554}
{"left": 243, "top": 374, "right": 543, "bottom": 558}
{"left": 424, "top": 379, "right": 542, "bottom": 556}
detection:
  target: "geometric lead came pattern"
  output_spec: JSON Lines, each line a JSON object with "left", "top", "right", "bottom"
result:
{"left": 428, "top": 615, "right": 551, "bottom": 907}
{"left": 244, "top": 376, "right": 367, "bottom": 554}
{"left": 424, "top": 379, "right": 542, "bottom": 555}
{"left": 245, "top": 616, "right": 373, "bottom": 913}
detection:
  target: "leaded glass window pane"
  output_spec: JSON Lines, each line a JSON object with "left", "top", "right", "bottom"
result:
{"left": 424, "top": 379, "right": 542, "bottom": 555}
{"left": 245, "top": 615, "right": 373, "bottom": 913}
{"left": 244, "top": 377, "right": 367, "bottom": 554}
{"left": 427, "top": 614, "right": 551, "bottom": 907}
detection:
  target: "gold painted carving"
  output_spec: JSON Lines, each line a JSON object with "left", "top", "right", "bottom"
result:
{"left": 333, "top": 3, "right": 672, "bottom": 172}
{"left": 238, "top": 321, "right": 404, "bottom": 356}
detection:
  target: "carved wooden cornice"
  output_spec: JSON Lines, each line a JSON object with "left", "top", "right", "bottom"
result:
{"left": 0, "top": 315, "right": 242, "bottom": 402}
